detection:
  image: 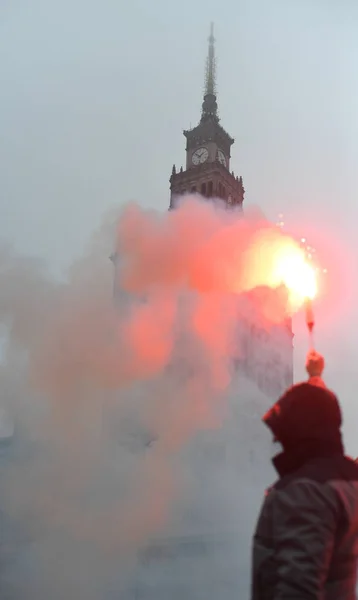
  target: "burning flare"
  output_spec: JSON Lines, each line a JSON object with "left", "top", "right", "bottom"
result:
{"left": 272, "top": 243, "right": 317, "bottom": 308}
{"left": 243, "top": 228, "right": 318, "bottom": 313}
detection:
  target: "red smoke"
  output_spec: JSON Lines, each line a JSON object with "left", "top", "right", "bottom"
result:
{"left": 0, "top": 196, "right": 327, "bottom": 598}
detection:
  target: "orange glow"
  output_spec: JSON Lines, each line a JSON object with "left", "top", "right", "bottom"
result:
{"left": 271, "top": 244, "right": 317, "bottom": 307}
{"left": 272, "top": 214, "right": 320, "bottom": 308}
{"left": 242, "top": 229, "right": 318, "bottom": 314}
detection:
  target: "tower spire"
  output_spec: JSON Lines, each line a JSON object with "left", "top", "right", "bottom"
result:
{"left": 205, "top": 22, "right": 216, "bottom": 96}
{"left": 201, "top": 23, "right": 218, "bottom": 123}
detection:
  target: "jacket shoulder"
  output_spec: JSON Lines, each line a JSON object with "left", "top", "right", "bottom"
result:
{"left": 275, "top": 455, "right": 358, "bottom": 491}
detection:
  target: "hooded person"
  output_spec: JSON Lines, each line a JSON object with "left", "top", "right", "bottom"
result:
{"left": 251, "top": 351, "right": 358, "bottom": 600}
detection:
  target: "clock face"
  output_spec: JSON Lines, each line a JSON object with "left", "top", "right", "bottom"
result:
{"left": 192, "top": 147, "right": 209, "bottom": 165}
{"left": 217, "top": 150, "right": 227, "bottom": 166}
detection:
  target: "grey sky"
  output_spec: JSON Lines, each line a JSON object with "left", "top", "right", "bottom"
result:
{"left": 1, "top": 1, "right": 358, "bottom": 449}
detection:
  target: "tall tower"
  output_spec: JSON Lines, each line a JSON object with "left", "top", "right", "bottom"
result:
{"left": 169, "top": 23, "right": 245, "bottom": 210}
{"left": 116, "top": 26, "right": 294, "bottom": 600}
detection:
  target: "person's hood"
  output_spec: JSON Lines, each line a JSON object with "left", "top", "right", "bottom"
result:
{"left": 262, "top": 379, "right": 343, "bottom": 476}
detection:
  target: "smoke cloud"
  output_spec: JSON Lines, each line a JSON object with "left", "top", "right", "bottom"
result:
{"left": 0, "top": 196, "right": 298, "bottom": 598}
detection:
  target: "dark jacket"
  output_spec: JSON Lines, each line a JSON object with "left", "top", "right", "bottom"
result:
{"left": 251, "top": 379, "right": 358, "bottom": 600}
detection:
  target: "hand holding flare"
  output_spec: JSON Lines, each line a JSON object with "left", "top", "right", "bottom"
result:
{"left": 302, "top": 273, "right": 325, "bottom": 385}
{"left": 306, "top": 350, "right": 324, "bottom": 377}
{"left": 306, "top": 349, "right": 326, "bottom": 388}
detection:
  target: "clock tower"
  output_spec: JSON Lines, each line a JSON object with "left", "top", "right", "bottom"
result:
{"left": 169, "top": 24, "right": 245, "bottom": 210}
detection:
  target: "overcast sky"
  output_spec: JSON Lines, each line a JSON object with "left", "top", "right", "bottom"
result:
{"left": 1, "top": 0, "right": 358, "bottom": 450}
